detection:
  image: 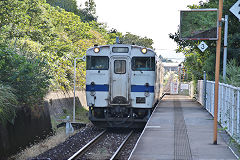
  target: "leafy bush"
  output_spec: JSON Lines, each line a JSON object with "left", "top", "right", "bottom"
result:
{"left": 0, "top": 48, "right": 51, "bottom": 106}
{"left": 0, "top": 83, "right": 18, "bottom": 124}
{"left": 225, "top": 59, "right": 240, "bottom": 87}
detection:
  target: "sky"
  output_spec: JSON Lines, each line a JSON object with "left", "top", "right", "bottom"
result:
{"left": 77, "top": 0, "right": 205, "bottom": 62}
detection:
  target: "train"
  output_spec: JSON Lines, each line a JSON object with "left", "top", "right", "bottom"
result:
{"left": 85, "top": 43, "right": 164, "bottom": 128}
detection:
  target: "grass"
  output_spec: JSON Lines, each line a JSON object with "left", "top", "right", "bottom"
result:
{"left": 75, "top": 105, "right": 90, "bottom": 124}
{"left": 9, "top": 128, "right": 70, "bottom": 160}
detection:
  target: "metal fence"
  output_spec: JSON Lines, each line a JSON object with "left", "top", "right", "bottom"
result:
{"left": 197, "top": 80, "right": 240, "bottom": 144}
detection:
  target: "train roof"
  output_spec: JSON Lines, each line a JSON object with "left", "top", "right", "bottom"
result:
{"left": 89, "top": 44, "right": 154, "bottom": 51}
{"left": 86, "top": 44, "right": 156, "bottom": 56}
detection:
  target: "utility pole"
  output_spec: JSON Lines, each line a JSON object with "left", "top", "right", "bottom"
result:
{"left": 213, "top": 0, "right": 223, "bottom": 145}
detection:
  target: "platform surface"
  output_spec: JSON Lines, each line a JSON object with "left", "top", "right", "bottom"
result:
{"left": 129, "top": 95, "right": 237, "bottom": 160}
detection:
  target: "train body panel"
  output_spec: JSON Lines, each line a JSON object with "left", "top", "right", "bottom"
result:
{"left": 85, "top": 44, "right": 163, "bottom": 128}
{"left": 86, "top": 70, "right": 109, "bottom": 107}
{"left": 130, "top": 71, "right": 155, "bottom": 109}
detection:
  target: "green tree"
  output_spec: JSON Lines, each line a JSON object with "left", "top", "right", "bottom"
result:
{"left": 46, "top": 0, "right": 79, "bottom": 14}
{"left": 46, "top": 0, "right": 98, "bottom": 22}
{"left": 0, "top": 0, "right": 153, "bottom": 93}
{"left": 169, "top": 0, "right": 240, "bottom": 83}
{"left": 120, "top": 32, "right": 154, "bottom": 49}
{"left": 78, "top": 0, "right": 98, "bottom": 22}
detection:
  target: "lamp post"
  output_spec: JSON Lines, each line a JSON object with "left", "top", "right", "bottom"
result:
{"left": 73, "top": 56, "right": 86, "bottom": 122}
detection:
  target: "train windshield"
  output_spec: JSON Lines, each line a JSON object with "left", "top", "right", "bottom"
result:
{"left": 132, "top": 57, "right": 155, "bottom": 71}
{"left": 86, "top": 56, "right": 109, "bottom": 70}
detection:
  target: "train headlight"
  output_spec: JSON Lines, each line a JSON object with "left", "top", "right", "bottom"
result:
{"left": 94, "top": 47, "right": 100, "bottom": 53}
{"left": 144, "top": 83, "right": 150, "bottom": 97}
{"left": 90, "top": 91, "right": 96, "bottom": 96}
{"left": 144, "top": 91, "right": 150, "bottom": 97}
{"left": 141, "top": 48, "right": 147, "bottom": 54}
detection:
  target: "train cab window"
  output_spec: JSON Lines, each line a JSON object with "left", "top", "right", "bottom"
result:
{"left": 132, "top": 57, "right": 155, "bottom": 71}
{"left": 86, "top": 56, "right": 109, "bottom": 70}
{"left": 114, "top": 60, "right": 126, "bottom": 74}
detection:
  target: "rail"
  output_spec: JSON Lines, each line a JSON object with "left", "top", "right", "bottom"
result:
{"left": 197, "top": 80, "right": 240, "bottom": 144}
{"left": 68, "top": 130, "right": 106, "bottom": 160}
{"left": 110, "top": 130, "right": 133, "bottom": 160}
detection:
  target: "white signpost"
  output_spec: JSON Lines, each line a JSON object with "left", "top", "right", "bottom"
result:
{"left": 198, "top": 41, "right": 208, "bottom": 52}
{"left": 170, "top": 82, "right": 178, "bottom": 95}
{"left": 230, "top": 0, "right": 240, "bottom": 20}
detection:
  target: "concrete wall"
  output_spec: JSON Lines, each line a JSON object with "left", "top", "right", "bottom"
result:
{"left": 0, "top": 103, "right": 52, "bottom": 158}
{"left": 0, "top": 90, "right": 86, "bottom": 158}
{"left": 44, "top": 91, "right": 87, "bottom": 118}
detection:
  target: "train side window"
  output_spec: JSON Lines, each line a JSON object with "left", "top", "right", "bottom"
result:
{"left": 114, "top": 60, "right": 126, "bottom": 74}
{"left": 132, "top": 57, "right": 155, "bottom": 71}
{"left": 86, "top": 56, "right": 109, "bottom": 70}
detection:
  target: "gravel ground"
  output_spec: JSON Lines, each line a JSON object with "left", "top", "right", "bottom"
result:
{"left": 33, "top": 126, "right": 143, "bottom": 160}
{"left": 34, "top": 124, "right": 103, "bottom": 160}
{"left": 79, "top": 130, "right": 130, "bottom": 160}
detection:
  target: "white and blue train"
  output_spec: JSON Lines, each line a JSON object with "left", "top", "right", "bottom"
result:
{"left": 86, "top": 43, "right": 164, "bottom": 127}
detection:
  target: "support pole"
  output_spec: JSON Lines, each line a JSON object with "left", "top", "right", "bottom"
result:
{"left": 203, "top": 71, "right": 207, "bottom": 109}
{"left": 223, "top": 15, "right": 228, "bottom": 82}
{"left": 73, "top": 57, "right": 83, "bottom": 122}
{"left": 73, "top": 58, "right": 77, "bottom": 122}
{"left": 213, "top": 0, "right": 223, "bottom": 145}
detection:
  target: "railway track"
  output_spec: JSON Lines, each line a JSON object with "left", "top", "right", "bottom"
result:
{"left": 68, "top": 130, "right": 134, "bottom": 160}
{"left": 109, "top": 130, "right": 133, "bottom": 160}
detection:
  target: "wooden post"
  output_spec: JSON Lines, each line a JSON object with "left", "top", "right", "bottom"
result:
{"left": 213, "top": 0, "right": 223, "bottom": 145}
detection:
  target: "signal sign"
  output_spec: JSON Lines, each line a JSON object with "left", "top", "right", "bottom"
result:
{"left": 230, "top": 0, "right": 240, "bottom": 20}
{"left": 198, "top": 41, "right": 208, "bottom": 52}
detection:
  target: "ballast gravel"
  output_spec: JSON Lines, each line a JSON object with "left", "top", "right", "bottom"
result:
{"left": 33, "top": 125, "right": 142, "bottom": 160}
{"left": 34, "top": 124, "right": 103, "bottom": 160}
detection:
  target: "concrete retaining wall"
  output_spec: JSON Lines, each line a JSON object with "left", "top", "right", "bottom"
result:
{"left": 0, "top": 103, "right": 52, "bottom": 158}
{"left": 44, "top": 90, "right": 87, "bottom": 118}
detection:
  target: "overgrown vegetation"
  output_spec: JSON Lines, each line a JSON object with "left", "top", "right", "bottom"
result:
{"left": 224, "top": 59, "right": 240, "bottom": 87}
{"left": 0, "top": 0, "right": 154, "bottom": 124}
{"left": 120, "top": 32, "right": 154, "bottom": 49}
{"left": 0, "top": 84, "right": 18, "bottom": 125}
{"left": 0, "top": 47, "right": 51, "bottom": 106}
{"left": 0, "top": 44, "right": 51, "bottom": 124}
{"left": 169, "top": 0, "right": 240, "bottom": 87}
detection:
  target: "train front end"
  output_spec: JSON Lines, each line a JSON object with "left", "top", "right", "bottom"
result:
{"left": 86, "top": 44, "right": 159, "bottom": 128}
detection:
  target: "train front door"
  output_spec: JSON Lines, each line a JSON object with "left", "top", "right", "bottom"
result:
{"left": 110, "top": 57, "right": 130, "bottom": 104}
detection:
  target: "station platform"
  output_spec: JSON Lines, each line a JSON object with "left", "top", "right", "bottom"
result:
{"left": 129, "top": 95, "right": 238, "bottom": 160}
